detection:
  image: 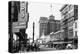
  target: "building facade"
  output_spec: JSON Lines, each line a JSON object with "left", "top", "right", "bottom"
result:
{"left": 39, "top": 15, "right": 61, "bottom": 40}
{"left": 39, "top": 17, "right": 48, "bottom": 37}
{"left": 48, "top": 15, "right": 56, "bottom": 33}
{"left": 60, "top": 4, "right": 78, "bottom": 40}
{"left": 55, "top": 20, "right": 61, "bottom": 32}
{"left": 48, "top": 15, "right": 60, "bottom": 33}
{"left": 9, "top": 1, "right": 29, "bottom": 53}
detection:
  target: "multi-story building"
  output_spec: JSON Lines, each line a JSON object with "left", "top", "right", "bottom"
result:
{"left": 48, "top": 15, "right": 56, "bottom": 33}
{"left": 39, "top": 15, "right": 61, "bottom": 40}
{"left": 9, "top": 1, "right": 29, "bottom": 52}
{"left": 60, "top": 4, "right": 78, "bottom": 40}
{"left": 39, "top": 17, "right": 48, "bottom": 37}
{"left": 48, "top": 15, "right": 60, "bottom": 33}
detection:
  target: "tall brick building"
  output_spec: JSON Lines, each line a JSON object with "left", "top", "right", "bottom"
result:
{"left": 39, "top": 15, "right": 60, "bottom": 37}
{"left": 48, "top": 15, "right": 56, "bottom": 33}
{"left": 48, "top": 15, "right": 60, "bottom": 34}
{"left": 39, "top": 17, "right": 48, "bottom": 37}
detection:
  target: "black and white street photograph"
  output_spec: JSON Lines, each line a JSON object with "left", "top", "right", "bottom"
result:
{"left": 8, "top": 1, "right": 78, "bottom": 53}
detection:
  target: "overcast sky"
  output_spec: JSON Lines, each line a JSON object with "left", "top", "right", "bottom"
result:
{"left": 26, "top": 2, "right": 64, "bottom": 40}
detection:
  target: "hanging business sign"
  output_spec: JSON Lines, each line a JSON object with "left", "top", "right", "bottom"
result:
{"left": 18, "top": 2, "right": 27, "bottom": 21}
{"left": 20, "top": 2, "right": 26, "bottom": 19}
{"left": 12, "top": 2, "right": 28, "bottom": 32}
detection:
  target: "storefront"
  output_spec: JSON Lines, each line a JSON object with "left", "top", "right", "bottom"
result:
{"left": 68, "top": 29, "right": 73, "bottom": 39}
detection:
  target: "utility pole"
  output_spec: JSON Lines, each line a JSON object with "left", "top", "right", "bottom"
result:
{"left": 33, "top": 22, "right": 35, "bottom": 44}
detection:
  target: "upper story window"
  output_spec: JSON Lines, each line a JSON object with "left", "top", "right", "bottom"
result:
{"left": 69, "top": 5, "right": 74, "bottom": 11}
{"left": 69, "top": 11, "right": 74, "bottom": 18}
{"left": 75, "top": 22, "right": 77, "bottom": 28}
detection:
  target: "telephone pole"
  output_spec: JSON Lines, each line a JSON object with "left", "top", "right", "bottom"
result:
{"left": 33, "top": 22, "right": 35, "bottom": 44}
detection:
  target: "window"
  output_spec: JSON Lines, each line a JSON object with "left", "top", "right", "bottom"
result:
{"left": 75, "top": 31, "right": 77, "bottom": 37}
{"left": 68, "top": 21, "right": 73, "bottom": 27}
{"left": 69, "top": 11, "right": 74, "bottom": 17}
{"left": 75, "top": 22, "right": 77, "bottom": 28}
{"left": 65, "top": 13, "right": 69, "bottom": 19}
{"left": 69, "top": 5, "right": 74, "bottom": 11}
{"left": 74, "top": 8, "right": 78, "bottom": 20}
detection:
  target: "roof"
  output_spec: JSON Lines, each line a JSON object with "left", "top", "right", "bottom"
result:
{"left": 39, "top": 17, "right": 48, "bottom": 23}
{"left": 49, "top": 15, "right": 55, "bottom": 20}
{"left": 40, "top": 17, "right": 48, "bottom": 21}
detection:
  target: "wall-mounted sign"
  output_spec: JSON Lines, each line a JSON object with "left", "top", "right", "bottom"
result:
{"left": 12, "top": 22, "right": 26, "bottom": 28}
{"left": 12, "top": 28, "right": 19, "bottom": 32}
{"left": 18, "top": 21, "right": 26, "bottom": 26}
{"left": 13, "top": 25, "right": 26, "bottom": 29}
